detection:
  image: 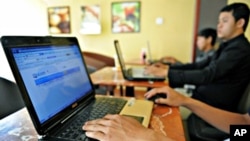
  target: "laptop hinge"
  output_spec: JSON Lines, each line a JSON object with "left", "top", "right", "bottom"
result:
{"left": 62, "top": 96, "right": 94, "bottom": 124}
{"left": 61, "top": 109, "right": 79, "bottom": 124}
{"left": 42, "top": 95, "right": 95, "bottom": 134}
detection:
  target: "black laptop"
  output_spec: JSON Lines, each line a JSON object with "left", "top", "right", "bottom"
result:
{"left": 1, "top": 36, "right": 153, "bottom": 141}
{"left": 114, "top": 40, "right": 166, "bottom": 81}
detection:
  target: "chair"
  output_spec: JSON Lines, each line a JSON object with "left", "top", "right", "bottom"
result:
{"left": 0, "top": 77, "right": 25, "bottom": 119}
{"left": 187, "top": 81, "right": 250, "bottom": 141}
{"left": 82, "top": 51, "right": 115, "bottom": 70}
{"left": 237, "top": 81, "right": 250, "bottom": 114}
{"left": 82, "top": 51, "right": 116, "bottom": 95}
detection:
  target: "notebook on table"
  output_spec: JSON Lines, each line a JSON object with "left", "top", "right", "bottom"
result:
{"left": 1, "top": 36, "right": 154, "bottom": 141}
{"left": 114, "top": 40, "right": 166, "bottom": 81}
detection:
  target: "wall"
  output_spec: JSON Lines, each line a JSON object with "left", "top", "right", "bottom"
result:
{"left": 198, "top": 0, "right": 227, "bottom": 30}
{"left": 45, "top": 0, "right": 196, "bottom": 63}
{"left": 227, "top": 0, "right": 250, "bottom": 40}
{"left": 0, "top": 0, "right": 48, "bottom": 81}
{"left": 0, "top": 0, "right": 249, "bottom": 82}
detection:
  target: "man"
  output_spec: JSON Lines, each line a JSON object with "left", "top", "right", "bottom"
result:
{"left": 144, "top": 3, "right": 250, "bottom": 140}
{"left": 161, "top": 28, "right": 217, "bottom": 65}
{"left": 162, "top": 28, "right": 217, "bottom": 95}
{"left": 82, "top": 86, "right": 250, "bottom": 141}
{"left": 145, "top": 3, "right": 250, "bottom": 116}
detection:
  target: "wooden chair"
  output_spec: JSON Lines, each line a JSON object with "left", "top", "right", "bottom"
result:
{"left": 82, "top": 51, "right": 115, "bottom": 70}
{"left": 82, "top": 51, "right": 116, "bottom": 95}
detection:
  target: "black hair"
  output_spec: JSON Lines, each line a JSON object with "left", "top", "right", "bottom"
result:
{"left": 220, "top": 3, "right": 250, "bottom": 31}
{"left": 198, "top": 28, "right": 217, "bottom": 46}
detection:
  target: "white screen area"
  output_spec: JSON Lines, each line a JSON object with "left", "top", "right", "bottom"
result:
{"left": 12, "top": 45, "right": 92, "bottom": 124}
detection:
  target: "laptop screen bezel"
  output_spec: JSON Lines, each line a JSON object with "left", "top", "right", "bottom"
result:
{"left": 1, "top": 36, "right": 96, "bottom": 135}
{"left": 114, "top": 40, "right": 132, "bottom": 80}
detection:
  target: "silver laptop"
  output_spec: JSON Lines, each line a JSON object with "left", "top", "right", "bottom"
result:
{"left": 114, "top": 40, "right": 166, "bottom": 81}
{"left": 147, "top": 40, "right": 171, "bottom": 65}
{"left": 1, "top": 36, "right": 154, "bottom": 141}
{"left": 147, "top": 40, "right": 159, "bottom": 64}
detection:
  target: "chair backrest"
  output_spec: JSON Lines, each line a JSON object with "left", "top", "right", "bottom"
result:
{"left": 237, "top": 81, "right": 250, "bottom": 114}
{"left": 84, "top": 55, "right": 107, "bottom": 72}
{"left": 0, "top": 77, "right": 25, "bottom": 119}
{"left": 82, "top": 51, "right": 115, "bottom": 69}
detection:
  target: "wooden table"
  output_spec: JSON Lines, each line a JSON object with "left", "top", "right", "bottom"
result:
{"left": 0, "top": 99, "right": 185, "bottom": 141}
{"left": 90, "top": 67, "right": 168, "bottom": 96}
{"left": 125, "top": 58, "right": 171, "bottom": 66}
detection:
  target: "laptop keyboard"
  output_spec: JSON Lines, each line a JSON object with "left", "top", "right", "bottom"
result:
{"left": 56, "top": 97, "right": 127, "bottom": 141}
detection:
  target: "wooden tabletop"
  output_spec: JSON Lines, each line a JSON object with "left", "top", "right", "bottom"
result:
{"left": 0, "top": 97, "right": 185, "bottom": 141}
{"left": 90, "top": 67, "right": 168, "bottom": 88}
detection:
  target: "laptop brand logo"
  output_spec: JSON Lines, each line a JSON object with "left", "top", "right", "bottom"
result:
{"left": 72, "top": 103, "right": 78, "bottom": 108}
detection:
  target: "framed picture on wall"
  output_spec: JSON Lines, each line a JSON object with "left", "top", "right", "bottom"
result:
{"left": 48, "top": 6, "right": 71, "bottom": 34}
{"left": 80, "top": 5, "right": 101, "bottom": 35}
{"left": 111, "top": 1, "right": 141, "bottom": 33}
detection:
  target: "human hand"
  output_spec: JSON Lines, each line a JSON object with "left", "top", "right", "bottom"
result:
{"left": 144, "top": 63, "right": 169, "bottom": 77}
{"left": 82, "top": 114, "right": 171, "bottom": 141}
{"left": 152, "top": 62, "right": 168, "bottom": 69}
{"left": 144, "top": 86, "right": 188, "bottom": 107}
{"left": 160, "top": 56, "right": 178, "bottom": 64}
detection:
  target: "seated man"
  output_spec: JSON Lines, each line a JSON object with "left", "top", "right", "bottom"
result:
{"left": 82, "top": 86, "right": 250, "bottom": 141}
{"left": 163, "top": 28, "right": 217, "bottom": 95}
{"left": 145, "top": 3, "right": 250, "bottom": 112}
{"left": 144, "top": 3, "right": 250, "bottom": 140}
{"left": 161, "top": 28, "right": 217, "bottom": 65}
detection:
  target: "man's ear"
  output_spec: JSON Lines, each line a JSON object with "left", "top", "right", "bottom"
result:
{"left": 207, "top": 36, "right": 212, "bottom": 45}
{"left": 236, "top": 18, "right": 245, "bottom": 29}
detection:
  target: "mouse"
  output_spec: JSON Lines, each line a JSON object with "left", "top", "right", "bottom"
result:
{"left": 147, "top": 93, "right": 167, "bottom": 102}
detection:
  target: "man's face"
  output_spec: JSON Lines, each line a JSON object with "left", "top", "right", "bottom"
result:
{"left": 196, "top": 36, "right": 207, "bottom": 51}
{"left": 217, "top": 11, "right": 237, "bottom": 40}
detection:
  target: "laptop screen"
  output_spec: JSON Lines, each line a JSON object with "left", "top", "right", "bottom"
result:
{"left": 11, "top": 44, "right": 92, "bottom": 124}
{"left": 114, "top": 40, "right": 127, "bottom": 71}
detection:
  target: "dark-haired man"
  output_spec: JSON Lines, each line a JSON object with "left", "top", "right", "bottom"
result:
{"left": 143, "top": 2, "right": 250, "bottom": 140}
{"left": 145, "top": 2, "right": 250, "bottom": 113}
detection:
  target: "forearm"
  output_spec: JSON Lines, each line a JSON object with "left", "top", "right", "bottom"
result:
{"left": 168, "top": 68, "right": 216, "bottom": 87}
{"left": 182, "top": 98, "right": 248, "bottom": 133}
{"left": 170, "top": 63, "right": 196, "bottom": 70}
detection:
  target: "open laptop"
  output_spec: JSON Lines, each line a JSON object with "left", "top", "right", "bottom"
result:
{"left": 1, "top": 36, "right": 154, "bottom": 141}
{"left": 147, "top": 40, "right": 171, "bottom": 65}
{"left": 114, "top": 40, "right": 166, "bottom": 81}
{"left": 147, "top": 40, "right": 159, "bottom": 64}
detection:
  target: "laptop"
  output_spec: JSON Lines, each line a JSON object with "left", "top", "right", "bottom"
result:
{"left": 1, "top": 36, "right": 154, "bottom": 140}
{"left": 147, "top": 40, "right": 159, "bottom": 64}
{"left": 147, "top": 40, "right": 171, "bottom": 65}
{"left": 114, "top": 40, "right": 166, "bottom": 81}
